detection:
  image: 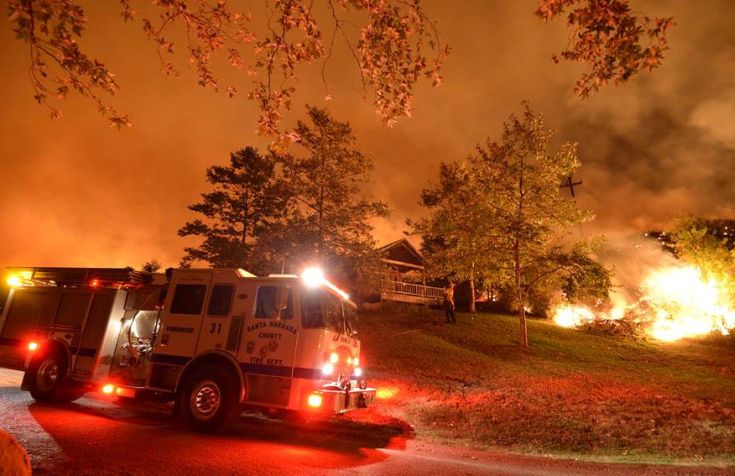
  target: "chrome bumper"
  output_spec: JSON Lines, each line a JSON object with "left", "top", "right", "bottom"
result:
{"left": 318, "top": 387, "right": 376, "bottom": 413}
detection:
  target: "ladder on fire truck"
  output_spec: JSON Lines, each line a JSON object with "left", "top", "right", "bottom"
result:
{"left": 5, "top": 267, "right": 156, "bottom": 288}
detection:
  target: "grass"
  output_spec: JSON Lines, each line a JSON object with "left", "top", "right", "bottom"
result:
{"left": 357, "top": 308, "right": 735, "bottom": 465}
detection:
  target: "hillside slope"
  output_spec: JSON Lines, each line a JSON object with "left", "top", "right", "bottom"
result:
{"left": 357, "top": 308, "right": 735, "bottom": 464}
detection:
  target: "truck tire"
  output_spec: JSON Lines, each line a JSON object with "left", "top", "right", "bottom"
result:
{"left": 27, "top": 352, "right": 82, "bottom": 403}
{"left": 179, "top": 365, "right": 240, "bottom": 433}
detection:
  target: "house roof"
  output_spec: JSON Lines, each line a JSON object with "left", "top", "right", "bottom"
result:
{"left": 377, "top": 238, "right": 424, "bottom": 269}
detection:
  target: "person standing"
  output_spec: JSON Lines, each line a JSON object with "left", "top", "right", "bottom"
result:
{"left": 443, "top": 282, "right": 456, "bottom": 323}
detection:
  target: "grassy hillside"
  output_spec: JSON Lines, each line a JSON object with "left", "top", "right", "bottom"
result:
{"left": 356, "top": 307, "right": 735, "bottom": 464}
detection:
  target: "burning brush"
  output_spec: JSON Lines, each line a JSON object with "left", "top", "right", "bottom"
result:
{"left": 553, "top": 265, "right": 735, "bottom": 342}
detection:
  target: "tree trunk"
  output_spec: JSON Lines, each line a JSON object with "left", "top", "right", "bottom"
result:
{"left": 516, "top": 154, "right": 528, "bottom": 347}
{"left": 519, "top": 306, "right": 529, "bottom": 347}
{"left": 469, "top": 277, "right": 476, "bottom": 314}
{"left": 514, "top": 239, "right": 528, "bottom": 347}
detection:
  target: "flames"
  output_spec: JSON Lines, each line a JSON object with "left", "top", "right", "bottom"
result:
{"left": 553, "top": 265, "right": 735, "bottom": 341}
{"left": 553, "top": 305, "right": 595, "bottom": 328}
{"left": 642, "top": 266, "right": 735, "bottom": 341}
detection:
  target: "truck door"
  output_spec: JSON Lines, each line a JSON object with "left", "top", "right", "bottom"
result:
{"left": 240, "top": 282, "right": 298, "bottom": 407}
{"left": 154, "top": 272, "right": 211, "bottom": 365}
{"left": 196, "top": 271, "right": 243, "bottom": 355}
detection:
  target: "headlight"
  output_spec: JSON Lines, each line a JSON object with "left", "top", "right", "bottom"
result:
{"left": 353, "top": 367, "right": 363, "bottom": 377}
{"left": 321, "top": 362, "right": 334, "bottom": 376}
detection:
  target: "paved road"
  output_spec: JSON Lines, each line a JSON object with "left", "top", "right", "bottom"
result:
{"left": 0, "top": 369, "right": 731, "bottom": 475}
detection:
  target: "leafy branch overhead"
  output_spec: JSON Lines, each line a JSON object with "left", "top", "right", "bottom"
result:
{"left": 8, "top": 0, "right": 448, "bottom": 139}
{"left": 8, "top": 0, "right": 131, "bottom": 128}
{"left": 536, "top": 0, "right": 674, "bottom": 98}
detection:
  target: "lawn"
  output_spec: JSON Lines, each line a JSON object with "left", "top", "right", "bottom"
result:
{"left": 356, "top": 307, "right": 735, "bottom": 465}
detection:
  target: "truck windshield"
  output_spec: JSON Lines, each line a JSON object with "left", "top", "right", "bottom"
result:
{"left": 301, "top": 288, "right": 355, "bottom": 334}
{"left": 344, "top": 302, "right": 358, "bottom": 336}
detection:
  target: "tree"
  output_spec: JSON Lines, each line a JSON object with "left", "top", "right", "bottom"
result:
{"left": 556, "top": 249, "right": 612, "bottom": 305}
{"left": 416, "top": 163, "right": 608, "bottom": 320}
{"left": 536, "top": 0, "right": 674, "bottom": 98}
{"left": 279, "top": 105, "right": 388, "bottom": 277}
{"left": 7, "top": 0, "right": 448, "bottom": 142}
{"left": 670, "top": 217, "right": 735, "bottom": 298}
{"left": 178, "top": 146, "right": 287, "bottom": 273}
{"left": 417, "top": 103, "right": 594, "bottom": 346}
{"left": 140, "top": 258, "right": 162, "bottom": 272}
{"left": 476, "top": 104, "right": 597, "bottom": 346}
{"left": 414, "top": 162, "right": 498, "bottom": 313}
{"left": 177, "top": 107, "right": 386, "bottom": 280}
{"left": 524, "top": 246, "right": 611, "bottom": 316}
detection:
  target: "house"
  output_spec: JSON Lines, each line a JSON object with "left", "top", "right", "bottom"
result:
{"left": 374, "top": 238, "right": 444, "bottom": 306}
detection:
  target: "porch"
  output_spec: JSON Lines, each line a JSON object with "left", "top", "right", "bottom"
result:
{"left": 379, "top": 277, "right": 444, "bottom": 305}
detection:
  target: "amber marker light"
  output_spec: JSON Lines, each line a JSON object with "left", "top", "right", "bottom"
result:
{"left": 101, "top": 384, "right": 115, "bottom": 395}
{"left": 6, "top": 275, "right": 22, "bottom": 287}
{"left": 329, "top": 352, "right": 338, "bottom": 364}
{"left": 307, "top": 393, "right": 323, "bottom": 408}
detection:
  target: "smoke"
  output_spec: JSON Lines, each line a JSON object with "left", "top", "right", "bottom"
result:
{"left": 1, "top": 0, "right": 734, "bottom": 269}
{"left": 689, "top": 89, "right": 735, "bottom": 149}
{"left": 555, "top": 0, "right": 735, "bottom": 235}
{"left": 595, "top": 233, "right": 680, "bottom": 307}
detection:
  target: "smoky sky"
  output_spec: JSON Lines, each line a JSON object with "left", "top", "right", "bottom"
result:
{"left": 0, "top": 0, "right": 734, "bottom": 270}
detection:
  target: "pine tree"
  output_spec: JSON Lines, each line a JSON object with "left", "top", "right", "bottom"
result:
{"left": 279, "top": 106, "right": 389, "bottom": 277}
{"left": 179, "top": 146, "right": 287, "bottom": 274}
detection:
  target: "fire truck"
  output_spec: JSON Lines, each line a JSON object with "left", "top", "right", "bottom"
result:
{"left": 0, "top": 266, "right": 375, "bottom": 432}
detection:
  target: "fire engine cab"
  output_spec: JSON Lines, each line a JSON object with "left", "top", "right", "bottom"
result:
{"left": 0, "top": 266, "right": 375, "bottom": 432}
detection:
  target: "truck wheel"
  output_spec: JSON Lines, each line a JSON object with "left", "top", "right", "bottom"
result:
{"left": 28, "top": 353, "right": 74, "bottom": 403}
{"left": 179, "top": 365, "right": 240, "bottom": 433}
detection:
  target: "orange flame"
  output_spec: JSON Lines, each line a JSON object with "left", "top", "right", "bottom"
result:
{"left": 641, "top": 266, "right": 735, "bottom": 341}
{"left": 553, "top": 305, "right": 595, "bottom": 328}
{"left": 552, "top": 265, "right": 735, "bottom": 342}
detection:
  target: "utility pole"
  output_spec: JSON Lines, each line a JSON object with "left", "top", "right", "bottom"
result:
{"left": 560, "top": 175, "right": 582, "bottom": 198}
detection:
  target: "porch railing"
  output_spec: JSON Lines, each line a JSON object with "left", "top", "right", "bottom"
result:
{"left": 379, "top": 278, "right": 444, "bottom": 305}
